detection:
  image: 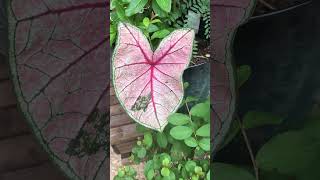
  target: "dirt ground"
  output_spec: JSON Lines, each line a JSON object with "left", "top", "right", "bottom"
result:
{"left": 110, "top": 146, "right": 145, "bottom": 179}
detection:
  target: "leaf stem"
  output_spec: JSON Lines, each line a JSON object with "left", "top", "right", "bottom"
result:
{"left": 236, "top": 114, "right": 259, "bottom": 180}
{"left": 258, "top": 0, "right": 276, "bottom": 10}
{"left": 185, "top": 102, "right": 197, "bottom": 137}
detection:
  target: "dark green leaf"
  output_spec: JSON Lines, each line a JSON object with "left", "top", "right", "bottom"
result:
{"left": 256, "top": 131, "right": 320, "bottom": 175}
{"left": 212, "top": 163, "right": 255, "bottom": 180}
{"left": 237, "top": 65, "right": 251, "bottom": 88}
{"left": 243, "top": 111, "right": 283, "bottom": 129}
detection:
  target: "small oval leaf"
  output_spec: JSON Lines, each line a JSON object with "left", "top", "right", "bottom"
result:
{"left": 184, "top": 137, "right": 198, "bottom": 147}
{"left": 196, "top": 124, "right": 210, "bottom": 137}
{"left": 170, "top": 126, "right": 193, "bottom": 140}
{"left": 156, "top": 132, "right": 168, "bottom": 148}
{"left": 168, "top": 113, "right": 190, "bottom": 126}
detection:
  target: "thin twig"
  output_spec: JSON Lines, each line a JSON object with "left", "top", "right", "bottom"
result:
{"left": 259, "top": 0, "right": 276, "bottom": 10}
{"left": 236, "top": 114, "right": 259, "bottom": 180}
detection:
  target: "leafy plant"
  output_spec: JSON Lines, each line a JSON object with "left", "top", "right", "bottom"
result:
{"left": 214, "top": 65, "right": 320, "bottom": 180}
{"left": 114, "top": 166, "right": 138, "bottom": 180}
{"left": 183, "top": 0, "right": 211, "bottom": 39}
{"left": 110, "top": 0, "right": 209, "bottom": 58}
{"left": 128, "top": 94, "right": 210, "bottom": 179}
{"left": 110, "top": 0, "right": 183, "bottom": 47}
{"left": 112, "top": 22, "right": 194, "bottom": 131}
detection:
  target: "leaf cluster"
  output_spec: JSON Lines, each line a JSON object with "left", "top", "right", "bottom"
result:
{"left": 213, "top": 65, "right": 320, "bottom": 180}
{"left": 126, "top": 93, "right": 210, "bottom": 180}
{"left": 114, "top": 166, "right": 138, "bottom": 180}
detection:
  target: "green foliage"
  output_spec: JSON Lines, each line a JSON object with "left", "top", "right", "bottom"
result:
{"left": 183, "top": 0, "right": 210, "bottom": 39}
{"left": 237, "top": 65, "right": 251, "bottom": 88}
{"left": 215, "top": 65, "right": 320, "bottom": 179}
{"left": 212, "top": 163, "right": 256, "bottom": 180}
{"left": 127, "top": 87, "right": 210, "bottom": 179}
{"left": 114, "top": 166, "right": 138, "bottom": 180}
{"left": 110, "top": 0, "right": 209, "bottom": 58}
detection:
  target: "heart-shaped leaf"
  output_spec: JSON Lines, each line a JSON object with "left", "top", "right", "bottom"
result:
{"left": 112, "top": 23, "right": 194, "bottom": 131}
{"left": 7, "top": 1, "right": 108, "bottom": 179}
{"left": 212, "top": 0, "right": 256, "bottom": 152}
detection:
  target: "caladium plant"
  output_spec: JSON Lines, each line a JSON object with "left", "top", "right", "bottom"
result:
{"left": 112, "top": 22, "right": 195, "bottom": 131}
{"left": 7, "top": 0, "right": 108, "bottom": 180}
{"left": 212, "top": 0, "right": 256, "bottom": 152}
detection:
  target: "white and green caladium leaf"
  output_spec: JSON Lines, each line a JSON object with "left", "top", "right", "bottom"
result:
{"left": 112, "top": 23, "right": 194, "bottom": 131}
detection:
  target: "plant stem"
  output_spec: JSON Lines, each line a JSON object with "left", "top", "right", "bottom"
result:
{"left": 186, "top": 102, "right": 197, "bottom": 137}
{"left": 258, "top": 0, "right": 276, "bottom": 10}
{"left": 236, "top": 115, "right": 259, "bottom": 180}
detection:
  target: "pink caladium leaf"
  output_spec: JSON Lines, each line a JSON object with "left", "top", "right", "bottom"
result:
{"left": 212, "top": 0, "right": 256, "bottom": 151}
{"left": 7, "top": 0, "right": 108, "bottom": 179}
{"left": 112, "top": 23, "right": 194, "bottom": 131}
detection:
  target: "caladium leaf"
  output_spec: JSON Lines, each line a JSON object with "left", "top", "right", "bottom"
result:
{"left": 112, "top": 23, "right": 194, "bottom": 131}
{"left": 212, "top": 0, "right": 256, "bottom": 152}
{"left": 7, "top": 1, "right": 108, "bottom": 180}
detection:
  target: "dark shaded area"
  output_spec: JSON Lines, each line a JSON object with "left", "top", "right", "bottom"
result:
{"left": 0, "top": 0, "right": 7, "bottom": 56}
{"left": 214, "top": 1, "right": 319, "bottom": 164}
{"left": 254, "top": 0, "right": 311, "bottom": 15}
{"left": 184, "top": 63, "right": 210, "bottom": 103}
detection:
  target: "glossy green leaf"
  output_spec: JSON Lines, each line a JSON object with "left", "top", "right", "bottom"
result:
{"left": 151, "top": 29, "right": 170, "bottom": 40}
{"left": 155, "top": 0, "right": 171, "bottom": 12}
{"left": 152, "top": 0, "right": 167, "bottom": 17}
{"left": 125, "top": 0, "right": 148, "bottom": 16}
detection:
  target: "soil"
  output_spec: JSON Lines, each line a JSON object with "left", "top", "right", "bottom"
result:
{"left": 191, "top": 38, "right": 211, "bottom": 66}
{"left": 110, "top": 146, "right": 145, "bottom": 179}
{"left": 254, "top": 0, "right": 310, "bottom": 15}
